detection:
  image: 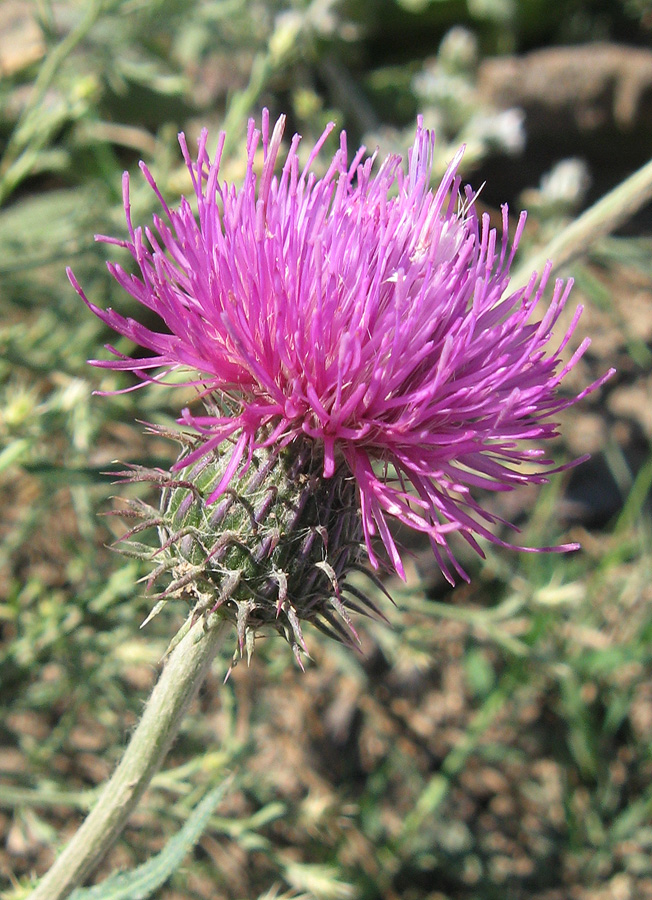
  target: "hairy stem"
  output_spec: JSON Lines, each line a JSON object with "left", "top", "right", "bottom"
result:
{"left": 28, "top": 617, "right": 227, "bottom": 900}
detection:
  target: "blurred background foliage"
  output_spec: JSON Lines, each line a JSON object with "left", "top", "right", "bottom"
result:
{"left": 1, "top": 1, "right": 652, "bottom": 898}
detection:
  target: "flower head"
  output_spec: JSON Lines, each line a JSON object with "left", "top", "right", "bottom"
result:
{"left": 69, "top": 110, "right": 609, "bottom": 588}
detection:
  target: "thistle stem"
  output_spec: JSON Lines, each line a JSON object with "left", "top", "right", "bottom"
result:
{"left": 28, "top": 617, "right": 227, "bottom": 900}
{"left": 511, "top": 154, "right": 652, "bottom": 287}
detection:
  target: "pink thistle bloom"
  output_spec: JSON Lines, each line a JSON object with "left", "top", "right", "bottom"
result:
{"left": 68, "top": 110, "right": 611, "bottom": 584}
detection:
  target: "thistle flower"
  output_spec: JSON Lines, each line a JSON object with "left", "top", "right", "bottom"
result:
{"left": 69, "top": 110, "right": 609, "bottom": 653}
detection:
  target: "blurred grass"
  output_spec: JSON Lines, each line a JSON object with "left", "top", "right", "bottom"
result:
{"left": 1, "top": 1, "right": 652, "bottom": 899}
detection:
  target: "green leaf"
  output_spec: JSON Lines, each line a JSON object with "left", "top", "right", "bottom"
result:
{"left": 0, "top": 187, "right": 102, "bottom": 275}
{"left": 69, "top": 778, "right": 232, "bottom": 900}
{"left": 0, "top": 437, "right": 30, "bottom": 473}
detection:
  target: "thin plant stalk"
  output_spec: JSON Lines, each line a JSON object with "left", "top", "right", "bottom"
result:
{"left": 27, "top": 617, "right": 227, "bottom": 900}
{"left": 511, "top": 155, "right": 652, "bottom": 286}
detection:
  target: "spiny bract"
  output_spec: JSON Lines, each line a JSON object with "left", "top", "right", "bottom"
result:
{"left": 115, "top": 425, "right": 378, "bottom": 663}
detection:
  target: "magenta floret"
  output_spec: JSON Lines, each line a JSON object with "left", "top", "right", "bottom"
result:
{"left": 69, "top": 110, "right": 611, "bottom": 583}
